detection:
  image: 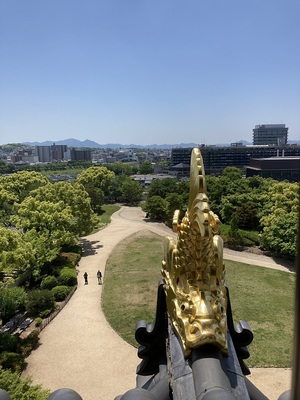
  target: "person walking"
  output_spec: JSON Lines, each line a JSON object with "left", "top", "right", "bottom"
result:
{"left": 97, "top": 270, "right": 102, "bottom": 285}
{"left": 83, "top": 272, "right": 88, "bottom": 285}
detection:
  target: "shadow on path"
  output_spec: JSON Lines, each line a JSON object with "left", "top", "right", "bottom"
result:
{"left": 79, "top": 238, "right": 103, "bottom": 257}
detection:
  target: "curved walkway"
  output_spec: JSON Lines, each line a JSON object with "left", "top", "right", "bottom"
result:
{"left": 22, "top": 207, "right": 293, "bottom": 400}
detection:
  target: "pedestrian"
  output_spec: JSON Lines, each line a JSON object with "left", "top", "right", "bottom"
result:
{"left": 83, "top": 272, "right": 88, "bottom": 284}
{"left": 97, "top": 270, "right": 102, "bottom": 285}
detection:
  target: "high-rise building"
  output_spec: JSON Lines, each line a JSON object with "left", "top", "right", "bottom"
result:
{"left": 171, "top": 145, "right": 300, "bottom": 175}
{"left": 35, "top": 146, "right": 52, "bottom": 162}
{"left": 52, "top": 143, "right": 67, "bottom": 161}
{"left": 252, "top": 124, "right": 288, "bottom": 145}
{"left": 69, "top": 149, "right": 92, "bottom": 161}
{"left": 35, "top": 144, "right": 68, "bottom": 162}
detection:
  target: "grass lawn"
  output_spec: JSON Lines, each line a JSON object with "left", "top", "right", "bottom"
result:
{"left": 96, "top": 204, "right": 120, "bottom": 230}
{"left": 102, "top": 231, "right": 295, "bottom": 368}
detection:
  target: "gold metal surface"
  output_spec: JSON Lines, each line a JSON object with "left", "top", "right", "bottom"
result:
{"left": 162, "top": 148, "right": 227, "bottom": 357}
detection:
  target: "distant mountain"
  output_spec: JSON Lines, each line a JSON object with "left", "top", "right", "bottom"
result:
{"left": 23, "top": 139, "right": 201, "bottom": 149}
{"left": 19, "top": 138, "right": 300, "bottom": 149}
{"left": 24, "top": 138, "right": 103, "bottom": 148}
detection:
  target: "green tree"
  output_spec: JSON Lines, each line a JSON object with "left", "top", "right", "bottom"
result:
{"left": 142, "top": 195, "right": 167, "bottom": 221}
{"left": 26, "top": 289, "right": 55, "bottom": 317}
{"left": 120, "top": 179, "right": 143, "bottom": 205}
{"left": 0, "top": 228, "right": 35, "bottom": 276}
{"left": 1, "top": 171, "right": 49, "bottom": 203}
{"left": 0, "top": 188, "right": 18, "bottom": 227}
{"left": 139, "top": 160, "right": 154, "bottom": 174}
{"left": 165, "top": 192, "right": 185, "bottom": 222}
{"left": 148, "top": 178, "right": 177, "bottom": 199}
{"left": 260, "top": 181, "right": 299, "bottom": 256}
{"left": 108, "top": 175, "right": 127, "bottom": 202}
{"left": 261, "top": 210, "right": 298, "bottom": 256}
{"left": 221, "top": 166, "right": 243, "bottom": 181}
{"left": 10, "top": 182, "right": 98, "bottom": 275}
{"left": 105, "top": 162, "right": 135, "bottom": 176}
{"left": 0, "top": 287, "right": 27, "bottom": 324}
{"left": 12, "top": 181, "right": 98, "bottom": 237}
{"left": 77, "top": 166, "right": 115, "bottom": 212}
{"left": 0, "top": 161, "right": 15, "bottom": 174}
{"left": 0, "top": 366, "right": 49, "bottom": 399}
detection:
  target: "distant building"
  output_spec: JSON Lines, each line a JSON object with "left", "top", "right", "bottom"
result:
{"left": 132, "top": 174, "right": 172, "bottom": 186}
{"left": 69, "top": 149, "right": 92, "bottom": 161}
{"left": 35, "top": 146, "right": 52, "bottom": 162}
{"left": 171, "top": 145, "right": 300, "bottom": 175}
{"left": 52, "top": 143, "right": 67, "bottom": 161}
{"left": 35, "top": 144, "right": 67, "bottom": 162}
{"left": 252, "top": 124, "right": 288, "bottom": 146}
{"left": 246, "top": 157, "right": 300, "bottom": 182}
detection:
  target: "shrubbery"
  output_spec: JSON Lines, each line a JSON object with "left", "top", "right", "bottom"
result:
{"left": 20, "top": 330, "right": 39, "bottom": 357}
{"left": 40, "top": 275, "right": 58, "bottom": 290}
{"left": 59, "top": 267, "right": 77, "bottom": 286}
{"left": 0, "top": 351, "right": 24, "bottom": 372}
{"left": 26, "top": 290, "right": 55, "bottom": 318}
{"left": 0, "top": 365, "right": 49, "bottom": 399}
{"left": 0, "top": 334, "right": 19, "bottom": 353}
{"left": 34, "top": 317, "right": 42, "bottom": 327}
{"left": 51, "top": 285, "right": 70, "bottom": 301}
{"left": 0, "top": 287, "right": 27, "bottom": 324}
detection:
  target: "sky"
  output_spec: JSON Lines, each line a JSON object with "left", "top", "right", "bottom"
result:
{"left": 0, "top": 1, "right": 300, "bottom": 146}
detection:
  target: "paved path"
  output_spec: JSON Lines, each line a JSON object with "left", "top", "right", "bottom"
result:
{"left": 22, "top": 206, "right": 293, "bottom": 400}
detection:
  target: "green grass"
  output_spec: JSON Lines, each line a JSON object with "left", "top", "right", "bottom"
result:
{"left": 97, "top": 204, "right": 120, "bottom": 229}
{"left": 102, "top": 232, "right": 295, "bottom": 367}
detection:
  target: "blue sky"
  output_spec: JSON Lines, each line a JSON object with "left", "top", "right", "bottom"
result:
{"left": 0, "top": 0, "right": 299, "bottom": 145}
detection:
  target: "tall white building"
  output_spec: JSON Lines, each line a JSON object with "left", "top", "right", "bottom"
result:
{"left": 252, "top": 124, "right": 288, "bottom": 146}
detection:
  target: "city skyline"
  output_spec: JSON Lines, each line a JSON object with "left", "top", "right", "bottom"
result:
{"left": 1, "top": 1, "right": 299, "bottom": 146}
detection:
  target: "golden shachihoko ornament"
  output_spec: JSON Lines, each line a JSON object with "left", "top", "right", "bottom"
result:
{"left": 161, "top": 148, "right": 227, "bottom": 358}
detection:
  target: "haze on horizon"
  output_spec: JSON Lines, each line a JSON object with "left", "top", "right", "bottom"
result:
{"left": 0, "top": 1, "right": 299, "bottom": 146}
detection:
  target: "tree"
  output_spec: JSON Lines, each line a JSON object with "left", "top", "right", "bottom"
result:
{"left": 0, "top": 188, "right": 18, "bottom": 227}
{"left": 10, "top": 182, "right": 98, "bottom": 275}
{"left": 261, "top": 210, "right": 298, "bottom": 256}
{"left": 105, "top": 162, "right": 135, "bottom": 176}
{"left": 77, "top": 166, "right": 115, "bottom": 212}
{"left": 221, "top": 166, "right": 243, "bottom": 181}
{"left": 148, "top": 178, "right": 177, "bottom": 199}
{"left": 1, "top": 171, "right": 49, "bottom": 203}
{"left": 0, "top": 228, "right": 35, "bottom": 276}
{"left": 0, "top": 287, "right": 27, "bottom": 324}
{"left": 26, "top": 289, "right": 55, "bottom": 317}
{"left": 120, "top": 179, "right": 143, "bottom": 205}
{"left": 142, "top": 195, "right": 167, "bottom": 221}
{"left": 260, "top": 181, "right": 299, "bottom": 256}
{"left": 0, "top": 366, "right": 49, "bottom": 400}
{"left": 139, "top": 160, "right": 154, "bottom": 174}
{"left": 165, "top": 193, "right": 185, "bottom": 222}
{"left": 0, "top": 161, "right": 15, "bottom": 174}
{"left": 12, "top": 182, "right": 98, "bottom": 238}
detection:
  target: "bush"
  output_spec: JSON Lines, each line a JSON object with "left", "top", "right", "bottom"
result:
{"left": 59, "top": 267, "right": 78, "bottom": 286}
{"left": 35, "top": 317, "right": 42, "bottom": 327}
{"left": 0, "top": 365, "right": 50, "bottom": 399}
{"left": 20, "top": 330, "right": 39, "bottom": 357}
{"left": 26, "top": 290, "right": 55, "bottom": 317}
{"left": 40, "top": 275, "right": 58, "bottom": 290}
{"left": 0, "top": 351, "right": 24, "bottom": 372}
{"left": 62, "top": 252, "right": 80, "bottom": 265}
{"left": 0, "top": 334, "right": 19, "bottom": 353}
{"left": 51, "top": 286, "right": 69, "bottom": 301}
{"left": 0, "top": 287, "right": 27, "bottom": 324}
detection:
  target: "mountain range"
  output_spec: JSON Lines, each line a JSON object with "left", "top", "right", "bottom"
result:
{"left": 23, "top": 138, "right": 254, "bottom": 149}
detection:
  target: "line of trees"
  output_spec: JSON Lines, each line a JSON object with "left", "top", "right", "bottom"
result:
{"left": 142, "top": 167, "right": 299, "bottom": 257}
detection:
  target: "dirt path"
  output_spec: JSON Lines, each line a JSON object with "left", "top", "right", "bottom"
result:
{"left": 22, "top": 206, "right": 293, "bottom": 400}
